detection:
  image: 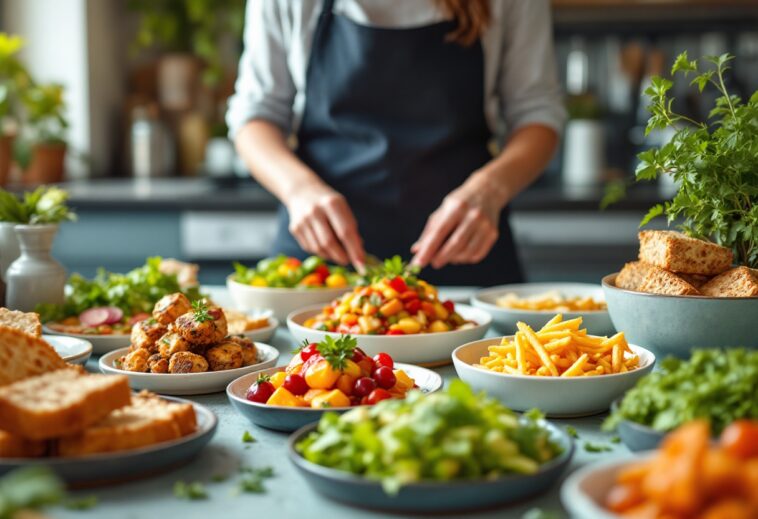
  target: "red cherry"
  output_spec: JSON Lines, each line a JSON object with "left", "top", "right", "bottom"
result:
{"left": 373, "top": 366, "right": 396, "bottom": 389}
{"left": 366, "top": 388, "right": 392, "bottom": 405}
{"left": 353, "top": 377, "right": 377, "bottom": 397}
{"left": 351, "top": 349, "right": 365, "bottom": 363}
{"left": 373, "top": 352, "right": 394, "bottom": 370}
{"left": 300, "top": 343, "right": 320, "bottom": 361}
{"left": 283, "top": 374, "right": 309, "bottom": 396}
{"left": 246, "top": 378, "right": 274, "bottom": 403}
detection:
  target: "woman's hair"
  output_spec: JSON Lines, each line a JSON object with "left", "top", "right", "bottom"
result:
{"left": 435, "top": 0, "right": 491, "bottom": 46}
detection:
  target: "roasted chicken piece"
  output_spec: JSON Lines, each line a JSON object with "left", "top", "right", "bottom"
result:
{"left": 168, "top": 351, "right": 208, "bottom": 373}
{"left": 158, "top": 332, "right": 192, "bottom": 359}
{"left": 205, "top": 342, "right": 244, "bottom": 371}
{"left": 148, "top": 353, "right": 169, "bottom": 374}
{"left": 227, "top": 335, "right": 257, "bottom": 366}
{"left": 129, "top": 318, "right": 167, "bottom": 353}
{"left": 153, "top": 293, "right": 192, "bottom": 326}
{"left": 120, "top": 348, "right": 151, "bottom": 372}
{"left": 174, "top": 305, "right": 227, "bottom": 346}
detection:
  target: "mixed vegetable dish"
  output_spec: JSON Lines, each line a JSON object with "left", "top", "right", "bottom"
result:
{"left": 296, "top": 380, "right": 564, "bottom": 494}
{"left": 233, "top": 256, "right": 351, "bottom": 289}
{"left": 304, "top": 257, "right": 473, "bottom": 335}
{"left": 246, "top": 335, "right": 416, "bottom": 408}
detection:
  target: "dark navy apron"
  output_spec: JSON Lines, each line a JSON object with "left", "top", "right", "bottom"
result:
{"left": 272, "top": 0, "right": 523, "bottom": 286}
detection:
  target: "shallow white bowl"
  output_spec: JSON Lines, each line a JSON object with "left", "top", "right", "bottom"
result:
{"left": 42, "top": 326, "right": 130, "bottom": 355}
{"left": 471, "top": 283, "right": 615, "bottom": 336}
{"left": 287, "top": 304, "right": 492, "bottom": 366}
{"left": 44, "top": 334, "right": 93, "bottom": 366}
{"left": 226, "top": 275, "right": 351, "bottom": 322}
{"left": 561, "top": 453, "right": 648, "bottom": 519}
{"left": 99, "top": 343, "right": 280, "bottom": 395}
{"left": 236, "top": 316, "right": 279, "bottom": 343}
{"left": 452, "top": 337, "right": 655, "bottom": 417}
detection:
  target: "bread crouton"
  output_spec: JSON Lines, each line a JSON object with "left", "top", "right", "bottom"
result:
{"left": 638, "top": 265, "right": 701, "bottom": 296}
{"left": 0, "top": 308, "right": 42, "bottom": 338}
{"left": 638, "top": 230, "right": 732, "bottom": 276}
{"left": 699, "top": 267, "right": 758, "bottom": 298}
{"left": 615, "top": 261, "right": 654, "bottom": 291}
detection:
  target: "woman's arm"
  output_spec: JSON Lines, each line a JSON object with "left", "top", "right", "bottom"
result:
{"left": 410, "top": 124, "right": 557, "bottom": 268}
{"left": 235, "top": 121, "right": 365, "bottom": 268}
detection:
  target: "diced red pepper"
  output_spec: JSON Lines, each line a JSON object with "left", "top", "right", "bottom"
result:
{"left": 442, "top": 300, "right": 455, "bottom": 313}
{"left": 387, "top": 329, "right": 405, "bottom": 336}
{"left": 404, "top": 299, "right": 421, "bottom": 314}
{"left": 388, "top": 276, "right": 408, "bottom": 294}
{"left": 421, "top": 301, "right": 436, "bottom": 318}
{"left": 399, "top": 290, "right": 419, "bottom": 301}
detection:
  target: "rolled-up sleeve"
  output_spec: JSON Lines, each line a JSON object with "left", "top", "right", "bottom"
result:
{"left": 499, "top": 0, "right": 566, "bottom": 136}
{"left": 226, "top": 0, "right": 296, "bottom": 138}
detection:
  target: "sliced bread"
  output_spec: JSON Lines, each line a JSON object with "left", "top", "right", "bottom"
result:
{"left": 638, "top": 230, "right": 733, "bottom": 276}
{"left": 638, "top": 265, "right": 701, "bottom": 296}
{"left": 615, "top": 261, "right": 654, "bottom": 291}
{"left": 699, "top": 267, "right": 758, "bottom": 298}
{"left": 677, "top": 272, "right": 711, "bottom": 290}
{"left": 0, "top": 326, "right": 67, "bottom": 386}
{"left": 0, "top": 309, "right": 42, "bottom": 338}
{"left": 58, "top": 391, "right": 196, "bottom": 456}
{"left": 0, "top": 369, "right": 131, "bottom": 440}
{"left": 0, "top": 430, "right": 46, "bottom": 458}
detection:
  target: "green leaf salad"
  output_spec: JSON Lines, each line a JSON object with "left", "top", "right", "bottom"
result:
{"left": 604, "top": 348, "right": 758, "bottom": 434}
{"left": 296, "top": 380, "right": 563, "bottom": 494}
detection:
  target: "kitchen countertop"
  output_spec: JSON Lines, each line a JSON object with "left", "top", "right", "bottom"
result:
{"left": 54, "top": 286, "right": 633, "bottom": 519}
{"left": 49, "top": 177, "right": 667, "bottom": 213}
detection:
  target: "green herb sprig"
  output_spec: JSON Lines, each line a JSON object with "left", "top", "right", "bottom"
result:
{"left": 191, "top": 300, "right": 213, "bottom": 323}
{"left": 316, "top": 335, "right": 357, "bottom": 371}
{"left": 173, "top": 481, "right": 208, "bottom": 500}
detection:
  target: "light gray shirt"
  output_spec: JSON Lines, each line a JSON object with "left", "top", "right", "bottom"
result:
{"left": 226, "top": 0, "right": 566, "bottom": 143}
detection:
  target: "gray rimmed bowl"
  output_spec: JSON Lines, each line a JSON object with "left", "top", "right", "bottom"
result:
{"left": 288, "top": 421, "right": 574, "bottom": 513}
{"left": 609, "top": 399, "right": 666, "bottom": 452}
{"left": 602, "top": 273, "right": 758, "bottom": 358}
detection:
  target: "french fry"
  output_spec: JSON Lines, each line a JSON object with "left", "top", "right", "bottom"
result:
{"left": 496, "top": 292, "right": 607, "bottom": 312}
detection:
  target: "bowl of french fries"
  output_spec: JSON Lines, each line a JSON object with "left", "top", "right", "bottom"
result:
{"left": 451, "top": 315, "right": 655, "bottom": 417}
{"left": 471, "top": 283, "right": 614, "bottom": 336}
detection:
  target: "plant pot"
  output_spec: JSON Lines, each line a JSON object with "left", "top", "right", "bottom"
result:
{"left": 0, "top": 134, "right": 14, "bottom": 186}
{"left": 0, "top": 222, "right": 21, "bottom": 281}
{"left": 158, "top": 53, "right": 201, "bottom": 111}
{"left": 5, "top": 224, "right": 65, "bottom": 311}
{"left": 25, "top": 143, "right": 67, "bottom": 185}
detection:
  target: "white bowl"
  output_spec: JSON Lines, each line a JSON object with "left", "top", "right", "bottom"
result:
{"left": 99, "top": 343, "right": 280, "bottom": 395}
{"left": 236, "top": 316, "right": 279, "bottom": 343}
{"left": 287, "top": 304, "right": 492, "bottom": 366}
{"left": 42, "top": 326, "right": 130, "bottom": 355}
{"left": 44, "top": 334, "right": 93, "bottom": 366}
{"left": 452, "top": 337, "right": 655, "bottom": 417}
{"left": 561, "top": 453, "right": 647, "bottom": 519}
{"left": 471, "top": 283, "right": 615, "bottom": 336}
{"left": 226, "top": 275, "right": 351, "bottom": 322}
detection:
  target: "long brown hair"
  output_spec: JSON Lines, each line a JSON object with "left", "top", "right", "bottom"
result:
{"left": 435, "top": 0, "right": 491, "bottom": 46}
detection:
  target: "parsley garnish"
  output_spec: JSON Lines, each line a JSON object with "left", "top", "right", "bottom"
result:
{"left": 315, "top": 335, "right": 356, "bottom": 371}
{"left": 191, "top": 300, "right": 213, "bottom": 323}
{"left": 565, "top": 426, "right": 579, "bottom": 439}
{"left": 173, "top": 481, "right": 208, "bottom": 500}
{"left": 583, "top": 442, "right": 613, "bottom": 453}
{"left": 238, "top": 466, "right": 274, "bottom": 494}
{"left": 242, "top": 431, "right": 256, "bottom": 443}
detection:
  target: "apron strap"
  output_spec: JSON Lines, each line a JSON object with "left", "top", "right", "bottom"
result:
{"left": 313, "top": 0, "right": 336, "bottom": 48}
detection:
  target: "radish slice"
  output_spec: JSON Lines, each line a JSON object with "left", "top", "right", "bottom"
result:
{"left": 103, "top": 307, "right": 124, "bottom": 324}
{"left": 79, "top": 308, "right": 111, "bottom": 327}
{"left": 127, "top": 312, "right": 150, "bottom": 327}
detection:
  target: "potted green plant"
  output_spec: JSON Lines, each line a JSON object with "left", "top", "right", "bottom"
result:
{"left": 0, "top": 186, "right": 76, "bottom": 310}
{"left": 0, "top": 33, "right": 31, "bottom": 186}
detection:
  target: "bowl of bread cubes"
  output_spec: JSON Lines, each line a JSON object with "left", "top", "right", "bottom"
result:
{"left": 603, "top": 230, "right": 758, "bottom": 357}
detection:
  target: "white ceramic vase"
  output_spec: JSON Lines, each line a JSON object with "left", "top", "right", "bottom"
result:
{"left": 0, "top": 221, "right": 21, "bottom": 281}
{"left": 6, "top": 224, "right": 66, "bottom": 312}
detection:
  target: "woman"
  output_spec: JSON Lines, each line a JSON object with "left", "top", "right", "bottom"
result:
{"left": 227, "top": 0, "right": 565, "bottom": 285}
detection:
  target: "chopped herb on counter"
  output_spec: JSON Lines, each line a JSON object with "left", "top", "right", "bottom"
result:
{"left": 583, "top": 442, "right": 613, "bottom": 453}
{"left": 64, "top": 496, "right": 98, "bottom": 511}
{"left": 610, "top": 435, "right": 621, "bottom": 444}
{"left": 211, "top": 474, "right": 228, "bottom": 483}
{"left": 238, "top": 466, "right": 274, "bottom": 494}
{"left": 565, "top": 426, "right": 579, "bottom": 439}
{"left": 241, "top": 430, "right": 256, "bottom": 443}
{"left": 173, "top": 481, "right": 208, "bottom": 500}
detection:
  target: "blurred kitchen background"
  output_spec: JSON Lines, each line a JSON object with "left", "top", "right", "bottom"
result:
{"left": 1, "top": 0, "right": 757, "bottom": 284}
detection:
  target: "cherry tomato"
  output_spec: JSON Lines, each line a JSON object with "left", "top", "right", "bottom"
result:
{"left": 285, "top": 257, "right": 302, "bottom": 267}
{"left": 387, "top": 329, "right": 405, "bottom": 336}
{"left": 399, "top": 290, "right": 419, "bottom": 301}
{"left": 388, "top": 276, "right": 408, "bottom": 294}
{"left": 373, "top": 366, "right": 396, "bottom": 389}
{"left": 314, "top": 264, "right": 330, "bottom": 282}
{"left": 442, "top": 300, "right": 455, "bottom": 314}
{"left": 353, "top": 377, "right": 377, "bottom": 397}
{"left": 246, "top": 376, "right": 275, "bottom": 403}
{"left": 300, "top": 343, "right": 320, "bottom": 361}
{"left": 283, "top": 374, "right": 309, "bottom": 396}
{"left": 366, "top": 388, "right": 392, "bottom": 405}
{"left": 404, "top": 299, "right": 421, "bottom": 314}
{"left": 721, "top": 420, "right": 758, "bottom": 459}
{"left": 373, "top": 352, "right": 394, "bottom": 370}
{"left": 351, "top": 349, "right": 365, "bottom": 363}
{"left": 360, "top": 396, "right": 371, "bottom": 406}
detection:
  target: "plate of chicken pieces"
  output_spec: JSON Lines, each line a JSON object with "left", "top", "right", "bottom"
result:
{"left": 99, "top": 293, "right": 280, "bottom": 395}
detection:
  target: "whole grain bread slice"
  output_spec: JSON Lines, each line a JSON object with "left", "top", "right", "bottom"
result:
{"left": 615, "top": 261, "right": 654, "bottom": 291}
{"left": 0, "top": 430, "right": 47, "bottom": 458}
{"left": 58, "top": 391, "right": 197, "bottom": 456}
{"left": 0, "top": 308, "right": 42, "bottom": 338}
{"left": 638, "top": 230, "right": 733, "bottom": 276}
{"left": 699, "top": 266, "right": 758, "bottom": 298}
{"left": 0, "top": 369, "right": 131, "bottom": 440}
{"left": 638, "top": 265, "right": 701, "bottom": 296}
{"left": 0, "top": 326, "right": 67, "bottom": 386}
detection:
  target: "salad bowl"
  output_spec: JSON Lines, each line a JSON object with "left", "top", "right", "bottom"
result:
{"left": 288, "top": 420, "right": 574, "bottom": 513}
{"left": 453, "top": 337, "right": 655, "bottom": 417}
{"left": 227, "top": 363, "right": 443, "bottom": 432}
{"left": 287, "top": 303, "right": 492, "bottom": 366}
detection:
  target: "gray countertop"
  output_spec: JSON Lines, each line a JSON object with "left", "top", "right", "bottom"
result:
{"left": 52, "top": 287, "right": 633, "bottom": 519}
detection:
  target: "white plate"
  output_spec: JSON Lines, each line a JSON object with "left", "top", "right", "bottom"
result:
{"left": 99, "top": 343, "right": 280, "bottom": 395}
{"left": 43, "top": 334, "right": 93, "bottom": 366}
{"left": 471, "top": 283, "right": 614, "bottom": 336}
{"left": 42, "top": 326, "right": 131, "bottom": 355}
{"left": 560, "top": 453, "right": 646, "bottom": 519}
{"left": 452, "top": 337, "right": 655, "bottom": 417}
{"left": 287, "top": 304, "right": 492, "bottom": 366}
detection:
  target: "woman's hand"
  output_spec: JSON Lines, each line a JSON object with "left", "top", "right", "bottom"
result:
{"left": 286, "top": 182, "right": 366, "bottom": 271}
{"left": 410, "top": 174, "right": 506, "bottom": 270}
